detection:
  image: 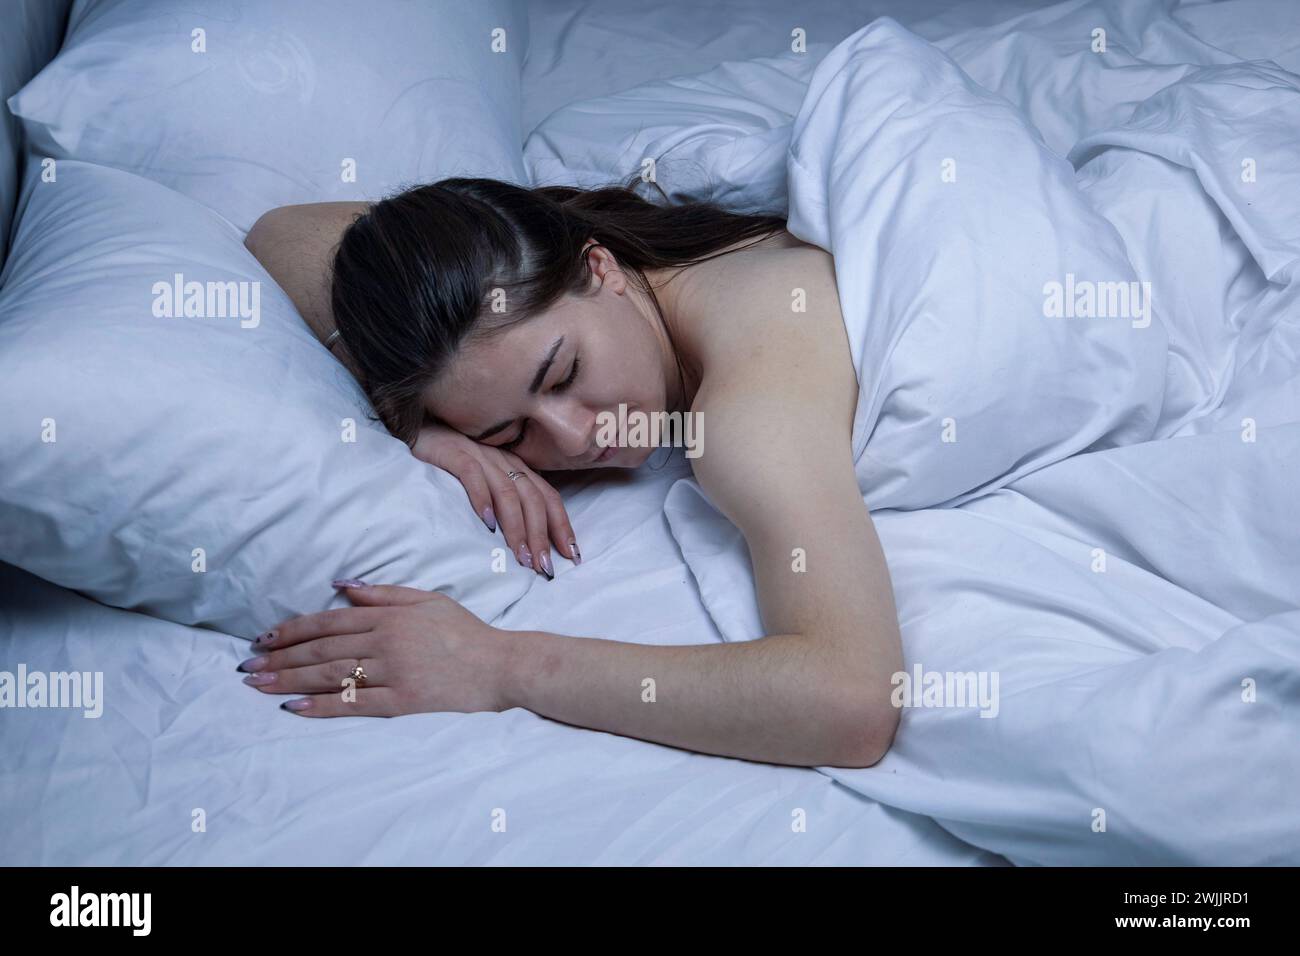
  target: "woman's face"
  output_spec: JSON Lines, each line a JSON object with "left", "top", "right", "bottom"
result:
{"left": 422, "top": 245, "right": 676, "bottom": 472}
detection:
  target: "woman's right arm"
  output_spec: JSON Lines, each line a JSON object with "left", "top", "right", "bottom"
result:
{"left": 413, "top": 420, "right": 580, "bottom": 577}
{"left": 244, "top": 201, "right": 371, "bottom": 373}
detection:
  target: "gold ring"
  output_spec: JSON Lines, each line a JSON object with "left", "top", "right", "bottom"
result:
{"left": 348, "top": 663, "right": 367, "bottom": 684}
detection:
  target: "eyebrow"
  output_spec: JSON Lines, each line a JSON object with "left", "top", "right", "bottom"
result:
{"left": 467, "top": 335, "right": 565, "bottom": 442}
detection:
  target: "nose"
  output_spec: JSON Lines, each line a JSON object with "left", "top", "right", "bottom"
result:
{"left": 536, "top": 401, "right": 594, "bottom": 461}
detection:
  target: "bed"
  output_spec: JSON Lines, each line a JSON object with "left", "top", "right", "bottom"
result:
{"left": 1, "top": 0, "right": 1296, "bottom": 866}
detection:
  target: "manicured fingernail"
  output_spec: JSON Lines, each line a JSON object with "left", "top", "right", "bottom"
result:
{"left": 237, "top": 655, "right": 269, "bottom": 673}
{"left": 282, "top": 699, "right": 312, "bottom": 712}
{"left": 538, "top": 550, "right": 554, "bottom": 579}
{"left": 569, "top": 540, "right": 581, "bottom": 565}
{"left": 517, "top": 545, "right": 533, "bottom": 569}
{"left": 332, "top": 578, "right": 367, "bottom": 589}
{"left": 242, "top": 672, "right": 277, "bottom": 687}
{"left": 481, "top": 506, "right": 497, "bottom": 532}
{"left": 254, "top": 630, "right": 277, "bottom": 646}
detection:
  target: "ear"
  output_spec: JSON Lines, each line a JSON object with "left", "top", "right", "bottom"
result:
{"left": 583, "top": 240, "right": 625, "bottom": 294}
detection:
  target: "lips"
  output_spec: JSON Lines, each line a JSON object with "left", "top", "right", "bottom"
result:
{"left": 586, "top": 411, "right": 627, "bottom": 466}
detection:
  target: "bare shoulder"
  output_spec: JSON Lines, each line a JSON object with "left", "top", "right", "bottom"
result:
{"left": 244, "top": 200, "right": 371, "bottom": 262}
{"left": 244, "top": 201, "right": 371, "bottom": 342}
{"left": 680, "top": 237, "right": 859, "bottom": 522}
{"left": 245, "top": 200, "right": 371, "bottom": 246}
{"left": 680, "top": 236, "right": 853, "bottom": 398}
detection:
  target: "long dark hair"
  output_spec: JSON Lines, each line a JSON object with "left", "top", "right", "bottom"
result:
{"left": 329, "top": 172, "right": 787, "bottom": 445}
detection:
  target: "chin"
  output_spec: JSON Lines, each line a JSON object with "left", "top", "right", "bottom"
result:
{"left": 624, "top": 445, "right": 658, "bottom": 469}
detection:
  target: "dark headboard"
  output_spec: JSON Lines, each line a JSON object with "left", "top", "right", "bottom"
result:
{"left": 0, "top": 0, "right": 73, "bottom": 274}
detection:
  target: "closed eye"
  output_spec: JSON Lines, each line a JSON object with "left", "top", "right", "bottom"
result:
{"left": 499, "top": 423, "right": 527, "bottom": 452}
{"left": 497, "top": 354, "right": 580, "bottom": 451}
{"left": 553, "top": 354, "right": 581, "bottom": 393}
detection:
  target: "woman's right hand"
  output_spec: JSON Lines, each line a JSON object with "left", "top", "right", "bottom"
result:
{"left": 411, "top": 419, "right": 580, "bottom": 579}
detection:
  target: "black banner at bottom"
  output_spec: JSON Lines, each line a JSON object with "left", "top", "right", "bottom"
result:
{"left": 0, "top": 865, "right": 1281, "bottom": 940}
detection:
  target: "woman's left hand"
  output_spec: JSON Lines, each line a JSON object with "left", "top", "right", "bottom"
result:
{"left": 238, "top": 583, "right": 513, "bottom": 717}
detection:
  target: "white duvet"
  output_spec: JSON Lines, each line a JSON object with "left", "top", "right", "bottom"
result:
{"left": 664, "top": 14, "right": 1300, "bottom": 864}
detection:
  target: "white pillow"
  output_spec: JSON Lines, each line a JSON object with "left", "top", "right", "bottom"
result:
{"left": 0, "top": 160, "right": 536, "bottom": 638}
{"left": 524, "top": 45, "right": 831, "bottom": 212}
{"left": 9, "top": 0, "right": 529, "bottom": 232}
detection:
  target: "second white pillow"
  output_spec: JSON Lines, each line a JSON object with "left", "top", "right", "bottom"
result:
{"left": 11, "top": 0, "right": 530, "bottom": 231}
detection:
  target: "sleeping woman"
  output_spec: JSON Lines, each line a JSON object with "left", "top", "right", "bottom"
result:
{"left": 240, "top": 176, "right": 903, "bottom": 768}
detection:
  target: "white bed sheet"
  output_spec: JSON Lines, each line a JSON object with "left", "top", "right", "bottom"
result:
{"left": 0, "top": 453, "right": 1001, "bottom": 866}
